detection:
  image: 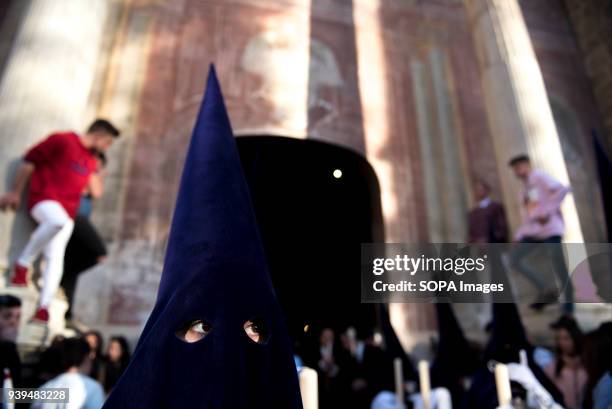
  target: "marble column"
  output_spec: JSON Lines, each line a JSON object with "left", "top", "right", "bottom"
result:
{"left": 429, "top": 48, "right": 469, "bottom": 242}
{"left": 411, "top": 60, "right": 445, "bottom": 243}
{"left": 464, "top": 0, "right": 584, "bottom": 242}
{"left": 0, "top": 0, "right": 109, "bottom": 268}
{"left": 411, "top": 48, "right": 470, "bottom": 243}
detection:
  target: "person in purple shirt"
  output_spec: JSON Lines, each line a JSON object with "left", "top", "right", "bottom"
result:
{"left": 508, "top": 155, "right": 574, "bottom": 313}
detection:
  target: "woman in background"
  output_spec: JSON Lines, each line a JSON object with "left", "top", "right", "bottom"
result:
{"left": 544, "top": 316, "right": 587, "bottom": 409}
{"left": 102, "top": 336, "right": 131, "bottom": 393}
{"left": 84, "top": 330, "right": 105, "bottom": 383}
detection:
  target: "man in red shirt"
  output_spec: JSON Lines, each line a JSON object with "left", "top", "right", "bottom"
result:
{"left": 0, "top": 119, "right": 120, "bottom": 323}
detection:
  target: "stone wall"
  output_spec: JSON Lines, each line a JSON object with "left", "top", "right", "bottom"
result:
{"left": 74, "top": 0, "right": 495, "bottom": 349}
{"left": 1, "top": 0, "right": 609, "bottom": 351}
{"left": 565, "top": 0, "right": 612, "bottom": 149}
{"left": 521, "top": 0, "right": 608, "bottom": 242}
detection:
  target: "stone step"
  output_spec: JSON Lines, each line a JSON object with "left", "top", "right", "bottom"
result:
{"left": 0, "top": 277, "right": 74, "bottom": 348}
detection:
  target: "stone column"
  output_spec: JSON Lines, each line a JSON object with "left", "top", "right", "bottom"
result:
{"left": 429, "top": 48, "right": 469, "bottom": 242}
{"left": 411, "top": 59, "right": 445, "bottom": 242}
{"left": 463, "top": 0, "right": 584, "bottom": 242}
{"left": 411, "top": 50, "right": 470, "bottom": 243}
{"left": 0, "top": 0, "right": 110, "bottom": 268}
{"left": 564, "top": 0, "right": 612, "bottom": 148}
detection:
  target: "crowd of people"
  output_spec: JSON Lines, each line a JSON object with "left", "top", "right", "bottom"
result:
{"left": 0, "top": 106, "right": 610, "bottom": 409}
{"left": 0, "top": 119, "right": 585, "bottom": 322}
{"left": 1, "top": 294, "right": 131, "bottom": 407}
{"left": 0, "top": 118, "right": 582, "bottom": 324}
{"left": 289, "top": 312, "right": 612, "bottom": 409}
{"left": 295, "top": 326, "right": 396, "bottom": 409}
{"left": 2, "top": 285, "right": 611, "bottom": 408}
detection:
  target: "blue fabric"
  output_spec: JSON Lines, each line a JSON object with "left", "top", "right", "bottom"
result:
{"left": 430, "top": 303, "right": 477, "bottom": 408}
{"left": 378, "top": 304, "right": 416, "bottom": 382}
{"left": 432, "top": 303, "right": 477, "bottom": 374}
{"left": 593, "top": 372, "right": 612, "bottom": 409}
{"left": 77, "top": 196, "right": 92, "bottom": 218}
{"left": 103, "top": 66, "right": 303, "bottom": 409}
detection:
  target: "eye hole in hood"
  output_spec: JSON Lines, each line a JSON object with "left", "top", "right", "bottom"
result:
{"left": 176, "top": 319, "right": 213, "bottom": 343}
{"left": 243, "top": 318, "right": 269, "bottom": 345}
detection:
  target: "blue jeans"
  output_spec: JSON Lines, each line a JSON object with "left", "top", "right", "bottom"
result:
{"left": 510, "top": 236, "right": 574, "bottom": 311}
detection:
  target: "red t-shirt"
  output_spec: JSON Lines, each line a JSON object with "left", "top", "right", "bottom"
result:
{"left": 24, "top": 132, "right": 97, "bottom": 218}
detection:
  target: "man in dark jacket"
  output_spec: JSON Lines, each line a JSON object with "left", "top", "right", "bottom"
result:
{"left": 468, "top": 179, "right": 508, "bottom": 244}
{"left": 0, "top": 294, "right": 22, "bottom": 386}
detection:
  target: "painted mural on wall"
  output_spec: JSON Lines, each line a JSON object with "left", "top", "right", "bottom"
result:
{"left": 241, "top": 22, "right": 310, "bottom": 135}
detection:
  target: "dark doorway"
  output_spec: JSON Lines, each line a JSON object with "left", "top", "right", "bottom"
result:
{"left": 236, "top": 136, "right": 383, "bottom": 341}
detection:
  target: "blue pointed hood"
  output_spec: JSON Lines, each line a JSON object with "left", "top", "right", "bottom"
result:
{"left": 478, "top": 302, "right": 564, "bottom": 408}
{"left": 431, "top": 303, "right": 478, "bottom": 375}
{"left": 430, "top": 303, "right": 478, "bottom": 407}
{"left": 157, "top": 65, "right": 272, "bottom": 307}
{"left": 433, "top": 303, "right": 476, "bottom": 367}
{"left": 104, "top": 66, "right": 303, "bottom": 409}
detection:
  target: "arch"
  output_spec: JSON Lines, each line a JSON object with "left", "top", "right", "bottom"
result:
{"left": 235, "top": 135, "right": 384, "bottom": 337}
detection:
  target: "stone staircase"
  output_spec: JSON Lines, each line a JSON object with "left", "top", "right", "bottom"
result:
{"left": 1, "top": 270, "right": 76, "bottom": 350}
{"left": 521, "top": 302, "right": 612, "bottom": 346}
{"left": 456, "top": 302, "right": 612, "bottom": 348}
{"left": 2, "top": 264, "right": 611, "bottom": 356}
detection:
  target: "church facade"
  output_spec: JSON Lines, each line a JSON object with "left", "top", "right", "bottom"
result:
{"left": 0, "top": 0, "right": 611, "bottom": 349}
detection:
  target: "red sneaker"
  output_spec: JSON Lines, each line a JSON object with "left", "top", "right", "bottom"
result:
{"left": 10, "top": 263, "right": 28, "bottom": 287}
{"left": 31, "top": 307, "right": 49, "bottom": 324}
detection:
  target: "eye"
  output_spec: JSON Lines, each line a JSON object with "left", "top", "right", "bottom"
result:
{"left": 176, "top": 319, "right": 212, "bottom": 343}
{"left": 243, "top": 319, "right": 269, "bottom": 345}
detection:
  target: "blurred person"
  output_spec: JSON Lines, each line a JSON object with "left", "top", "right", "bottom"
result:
{"left": 466, "top": 180, "right": 510, "bottom": 305}
{"left": 34, "top": 335, "right": 68, "bottom": 385}
{"left": 409, "top": 388, "right": 452, "bottom": 409}
{"left": 544, "top": 316, "right": 587, "bottom": 409}
{"left": 468, "top": 179, "right": 508, "bottom": 244}
{"left": 431, "top": 303, "right": 479, "bottom": 408}
{"left": 582, "top": 322, "right": 612, "bottom": 409}
{"left": 507, "top": 154, "right": 574, "bottom": 312}
{"left": 102, "top": 336, "right": 130, "bottom": 393}
{"left": 0, "top": 294, "right": 22, "bottom": 386}
{"left": 84, "top": 330, "right": 104, "bottom": 382}
{"left": 368, "top": 391, "right": 424, "bottom": 409}
{"left": 31, "top": 337, "right": 105, "bottom": 409}
{"left": 371, "top": 391, "right": 407, "bottom": 409}
{"left": 318, "top": 328, "right": 339, "bottom": 377}
{"left": 342, "top": 327, "right": 395, "bottom": 409}
{"left": 0, "top": 119, "right": 120, "bottom": 324}
{"left": 484, "top": 317, "right": 555, "bottom": 371}
{"left": 339, "top": 327, "right": 357, "bottom": 356}
{"left": 0, "top": 295, "right": 21, "bottom": 342}
{"left": 62, "top": 152, "right": 109, "bottom": 325}
{"left": 312, "top": 327, "right": 343, "bottom": 409}
{"left": 370, "top": 385, "right": 453, "bottom": 409}
{"left": 464, "top": 302, "right": 565, "bottom": 409}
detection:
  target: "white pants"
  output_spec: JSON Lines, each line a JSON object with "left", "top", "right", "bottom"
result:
{"left": 18, "top": 200, "right": 74, "bottom": 308}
